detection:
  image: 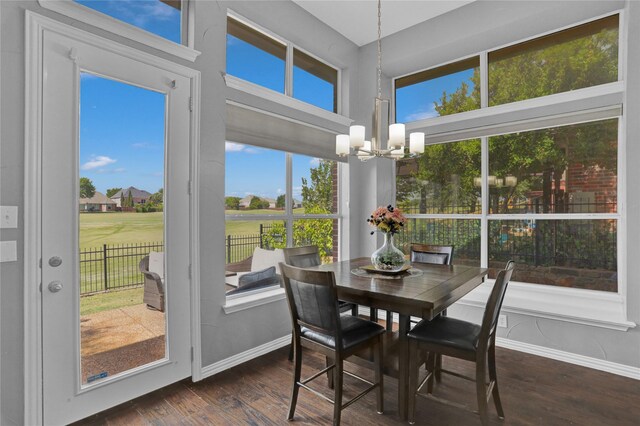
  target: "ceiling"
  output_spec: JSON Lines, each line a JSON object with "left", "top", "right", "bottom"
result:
{"left": 292, "top": 0, "right": 476, "bottom": 46}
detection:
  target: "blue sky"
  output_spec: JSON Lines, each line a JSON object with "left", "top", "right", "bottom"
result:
{"left": 77, "top": 0, "right": 473, "bottom": 198}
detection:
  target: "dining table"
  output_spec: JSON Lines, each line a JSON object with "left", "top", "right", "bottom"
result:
{"left": 310, "top": 257, "right": 488, "bottom": 420}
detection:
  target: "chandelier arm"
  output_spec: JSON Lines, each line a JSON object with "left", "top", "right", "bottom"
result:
{"left": 377, "top": 0, "right": 382, "bottom": 99}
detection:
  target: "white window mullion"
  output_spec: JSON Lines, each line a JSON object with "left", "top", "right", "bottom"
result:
{"left": 285, "top": 152, "right": 293, "bottom": 247}
{"left": 481, "top": 136, "right": 489, "bottom": 268}
{"left": 480, "top": 51, "right": 488, "bottom": 109}
{"left": 285, "top": 43, "right": 294, "bottom": 97}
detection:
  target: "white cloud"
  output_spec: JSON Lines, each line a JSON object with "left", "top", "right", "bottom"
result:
{"left": 277, "top": 188, "right": 283, "bottom": 194}
{"left": 95, "top": 167, "right": 126, "bottom": 175}
{"left": 81, "top": 155, "right": 116, "bottom": 170}
{"left": 310, "top": 158, "right": 320, "bottom": 167}
{"left": 225, "top": 141, "right": 259, "bottom": 154}
{"left": 404, "top": 104, "right": 438, "bottom": 122}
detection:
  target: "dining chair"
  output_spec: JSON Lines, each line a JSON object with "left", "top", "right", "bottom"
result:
{"left": 280, "top": 263, "right": 385, "bottom": 426}
{"left": 283, "top": 246, "right": 359, "bottom": 361}
{"left": 407, "top": 261, "right": 515, "bottom": 426}
{"left": 376, "top": 244, "right": 455, "bottom": 331}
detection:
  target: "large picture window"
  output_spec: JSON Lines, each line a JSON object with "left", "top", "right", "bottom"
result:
{"left": 225, "top": 143, "right": 340, "bottom": 295}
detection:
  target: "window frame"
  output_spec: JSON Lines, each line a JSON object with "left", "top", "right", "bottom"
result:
{"left": 392, "top": 10, "right": 633, "bottom": 331}
{"left": 392, "top": 10, "right": 623, "bottom": 126}
{"left": 226, "top": 10, "right": 342, "bottom": 115}
{"left": 224, "top": 146, "right": 342, "bottom": 306}
{"left": 38, "top": 0, "right": 200, "bottom": 62}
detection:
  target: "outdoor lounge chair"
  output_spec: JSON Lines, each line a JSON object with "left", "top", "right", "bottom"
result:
{"left": 139, "top": 252, "right": 165, "bottom": 312}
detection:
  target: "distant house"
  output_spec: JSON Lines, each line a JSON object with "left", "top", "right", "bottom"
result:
{"left": 110, "top": 186, "right": 152, "bottom": 207}
{"left": 239, "top": 195, "right": 277, "bottom": 209}
{"left": 79, "top": 191, "right": 117, "bottom": 212}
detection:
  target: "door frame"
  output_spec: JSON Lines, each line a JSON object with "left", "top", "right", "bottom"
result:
{"left": 24, "top": 11, "right": 201, "bottom": 425}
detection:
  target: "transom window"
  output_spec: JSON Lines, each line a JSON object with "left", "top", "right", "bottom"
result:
{"left": 226, "top": 15, "right": 339, "bottom": 113}
{"left": 395, "top": 15, "right": 619, "bottom": 124}
{"left": 75, "top": 0, "right": 183, "bottom": 43}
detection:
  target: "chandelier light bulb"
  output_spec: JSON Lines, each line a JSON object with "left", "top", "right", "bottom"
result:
{"left": 389, "top": 123, "right": 405, "bottom": 149}
{"left": 409, "top": 132, "right": 425, "bottom": 154}
{"left": 336, "top": 134, "right": 350, "bottom": 156}
{"left": 349, "top": 125, "right": 365, "bottom": 149}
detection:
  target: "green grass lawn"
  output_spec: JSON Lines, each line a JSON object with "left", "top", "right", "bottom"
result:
{"left": 79, "top": 212, "right": 164, "bottom": 249}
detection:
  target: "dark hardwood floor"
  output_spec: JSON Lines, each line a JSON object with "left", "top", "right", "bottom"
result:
{"left": 74, "top": 345, "right": 640, "bottom": 426}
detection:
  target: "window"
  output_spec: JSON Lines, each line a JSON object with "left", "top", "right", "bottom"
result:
{"left": 396, "top": 118, "right": 619, "bottom": 291}
{"left": 39, "top": 0, "right": 198, "bottom": 61}
{"left": 395, "top": 15, "right": 619, "bottom": 123}
{"left": 75, "top": 0, "right": 182, "bottom": 43}
{"left": 226, "top": 16, "right": 287, "bottom": 93}
{"left": 293, "top": 49, "right": 338, "bottom": 112}
{"left": 226, "top": 15, "right": 339, "bottom": 113}
{"left": 225, "top": 143, "right": 340, "bottom": 294}
{"left": 489, "top": 15, "right": 619, "bottom": 106}
{"left": 395, "top": 57, "right": 480, "bottom": 123}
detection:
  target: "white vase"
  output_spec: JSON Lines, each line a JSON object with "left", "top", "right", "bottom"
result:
{"left": 371, "top": 233, "right": 405, "bottom": 272}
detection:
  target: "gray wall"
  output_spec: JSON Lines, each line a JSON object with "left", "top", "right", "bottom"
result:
{"left": 1, "top": 0, "right": 637, "bottom": 424}
{"left": 355, "top": 0, "right": 639, "bottom": 367}
{"left": 0, "top": 1, "right": 358, "bottom": 424}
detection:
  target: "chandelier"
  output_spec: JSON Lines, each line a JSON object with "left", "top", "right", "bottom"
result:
{"left": 336, "top": 0, "right": 424, "bottom": 161}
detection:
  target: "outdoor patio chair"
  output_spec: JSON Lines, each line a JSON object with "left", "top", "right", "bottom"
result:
{"left": 139, "top": 252, "right": 164, "bottom": 312}
{"left": 407, "top": 261, "right": 515, "bottom": 426}
{"left": 280, "top": 263, "right": 385, "bottom": 425}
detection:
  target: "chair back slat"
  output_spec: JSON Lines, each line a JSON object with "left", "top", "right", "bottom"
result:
{"left": 479, "top": 261, "right": 515, "bottom": 345}
{"left": 280, "top": 262, "right": 340, "bottom": 336}
{"left": 283, "top": 245, "right": 321, "bottom": 268}
{"left": 410, "top": 243, "right": 454, "bottom": 266}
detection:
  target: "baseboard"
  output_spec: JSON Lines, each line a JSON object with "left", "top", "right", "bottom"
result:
{"left": 357, "top": 307, "right": 639, "bottom": 380}
{"left": 496, "top": 337, "right": 640, "bottom": 380}
{"left": 200, "top": 335, "right": 291, "bottom": 380}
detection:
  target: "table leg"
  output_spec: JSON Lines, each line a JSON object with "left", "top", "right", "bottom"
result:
{"left": 397, "top": 313, "right": 411, "bottom": 420}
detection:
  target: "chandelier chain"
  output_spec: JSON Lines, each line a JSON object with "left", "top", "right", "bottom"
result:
{"left": 377, "top": 0, "right": 382, "bottom": 99}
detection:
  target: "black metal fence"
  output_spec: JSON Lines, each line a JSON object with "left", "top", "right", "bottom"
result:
{"left": 80, "top": 242, "right": 164, "bottom": 294}
{"left": 225, "top": 224, "right": 283, "bottom": 264}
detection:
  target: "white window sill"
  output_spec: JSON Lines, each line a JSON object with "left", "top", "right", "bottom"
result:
{"left": 224, "top": 74, "right": 352, "bottom": 129}
{"left": 223, "top": 287, "right": 286, "bottom": 314}
{"left": 38, "top": 0, "right": 200, "bottom": 62}
{"left": 457, "top": 280, "right": 636, "bottom": 331}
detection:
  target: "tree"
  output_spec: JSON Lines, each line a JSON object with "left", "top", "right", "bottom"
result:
{"left": 125, "top": 190, "right": 134, "bottom": 208}
{"left": 249, "top": 196, "right": 269, "bottom": 210}
{"left": 79, "top": 177, "right": 96, "bottom": 199}
{"left": 225, "top": 196, "right": 241, "bottom": 210}
{"left": 149, "top": 188, "right": 163, "bottom": 204}
{"left": 276, "top": 194, "right": 286, "bottom": 209}
{"left": 106, "top": 187, "right": 121, "bottom": 198}
{"left": 301, "top": 160, "right": 333, "bottom": 213}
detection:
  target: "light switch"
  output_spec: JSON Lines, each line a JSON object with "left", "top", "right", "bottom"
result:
{"left": 0, "top": 241, "right": 17, "bottom": 262}
{"left": 0, "top": 206, "right": 18, "bottom": 228}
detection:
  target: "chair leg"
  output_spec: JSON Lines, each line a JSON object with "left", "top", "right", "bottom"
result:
{"left": 288, "top": 340, "right": 302, "bottom": 421}
{"left": 374, "top": 335, "right": 384, "bottom": 414}
{"left": 476, "top": 358, "right": 489, "bottom": 426}
{"left": 488, "top": 343, "right": 504, "bottom": 419}
{"left": 408, "top": 339, "right": 420, "bottom": 425}
{"left": 333, "top": 359, "right": 343, "bottom": 426}
{"left": 426, "top": 352, "right": 436, "bottom": 394}
{"left": 435, "top": 354, "right": 443, "bottom": 383}
{"left": 288, "top": 335, "right": 294, "bottom": 361}
{"left": 386, "top": 311, "right": 393, "bottom": 331}
{"left": 370, "top": 307, "right": 378, "bottom": 323}
{"left": 351, "top": 304, "right": 358, "bottom": 316}
{"left": 326, "top": 356, "right": 335, "bottom": 389}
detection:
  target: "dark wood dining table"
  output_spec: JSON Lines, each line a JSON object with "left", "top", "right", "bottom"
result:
{"left": 311, "top": 257, "right": 488, "bottom": 420}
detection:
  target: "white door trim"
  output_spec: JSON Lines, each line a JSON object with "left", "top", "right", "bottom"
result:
{"left": 23, "top": 11, "right": 201, "bottom": 424}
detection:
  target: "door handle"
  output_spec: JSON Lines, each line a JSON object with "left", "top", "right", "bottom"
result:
{"left": 48, "top": 281, "right": 63, "bottom": 293}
